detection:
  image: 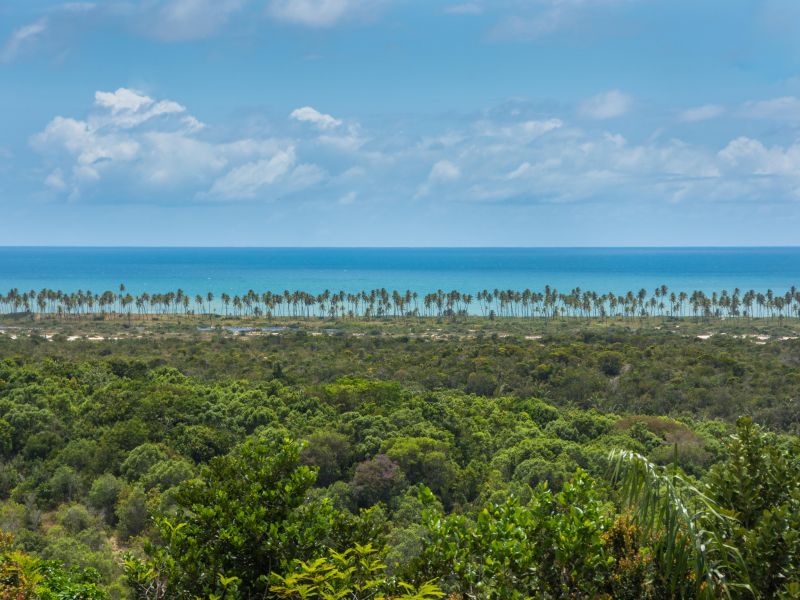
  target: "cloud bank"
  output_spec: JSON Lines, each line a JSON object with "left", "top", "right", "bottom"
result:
{"left": 30, "top": 88, "right": 800, "bottom": 207}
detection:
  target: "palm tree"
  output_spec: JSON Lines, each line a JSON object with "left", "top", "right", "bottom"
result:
{"left": 221, "top": 293, "right": 231, "bottom": 317}
{"left": 206, "top": 292, "right": 214, "bottom": 317}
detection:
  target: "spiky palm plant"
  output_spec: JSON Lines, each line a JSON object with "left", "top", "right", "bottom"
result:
{"left": 610, "top": 449, "right": 752, "bottom": 599}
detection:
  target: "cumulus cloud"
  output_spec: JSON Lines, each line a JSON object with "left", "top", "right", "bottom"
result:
{"left": 267, "top": 0, "right": 386, "bottom": 27}
{"left": 33, "top": 115, "right": 141, "bottom": 183}
{"left": 578, "top": 90, "right": 632, "bottom": 120}
{"left": 290, "top": 106, "right": 343, "bottom": 130}
{"left": 719, "top": 137, "right": 800, "bottom": 177}
{"left": 31, "top": 87, "right": 315, "bottom": 201}
{"left": 678, "top": 104, "right": 725, "bottom": 122}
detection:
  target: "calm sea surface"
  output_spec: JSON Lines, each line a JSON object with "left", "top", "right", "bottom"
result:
{"left": 0, "top": 248, "right": 798, "bottom": 298}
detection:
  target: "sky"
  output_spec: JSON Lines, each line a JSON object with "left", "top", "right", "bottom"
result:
{"left": 1, "top": 0, "right": 800, "bottom": 246}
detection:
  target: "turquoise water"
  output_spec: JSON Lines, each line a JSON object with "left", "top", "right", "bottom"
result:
{"left": 0, "top": 247, "right": 798, "bottom": 299}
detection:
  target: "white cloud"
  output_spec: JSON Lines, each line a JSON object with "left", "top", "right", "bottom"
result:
{"left": 318, "top": 123, "right": 368, "bottom": 152}
{"left": 415, "top": 159, "right": 461, "bottom": 197}
{"left": 31, "top": 87, "right": 309, "bottom": 201}
{"left": 267, "top": 0, "right": 384, "bottom": 27}
{"left": 24, "top": 85, "right": 196, "bottom": 190}
{"left": 0, "top": 1, "right": 248, "bottom": 55}
{"left": 741, "top": 97, "right": 800, "bottom": 121}
{"left": 578, "top": 90, "right": 632, "bottom": 120}
{"left": 45, "top": 169, "right": 67, "bottom": 191}
{"left": 208, "top": 148, "right": 296, "bottom": 199}
{"left": 339, "top": 191, "right": 358, "bottom": 205}
{"left": 714, "top": 137, "right": 800, "bottom": 200}
{"left": 678, "top": 104, "right": 725, "bottom": 122}
{"left": 150, "top": 0, "right": 248, "bottom": 41}
{"left": 429, "top": 160, "right": 461, "bottom": 182}
{"left": 33, "top": 115, "right": 141, "bottom": 182}
{"left": 95, "top": 88, "right": 153, "bottom": 113}
{"left": 138, "top": 132, "right": 228, "bottom": 186}
{"left": 487, "top": 0, "right": 635, "bottom": 41}
{"left": 476, "top": 118, "right": 563, "bottom": 140}
{"left": 445, "top": 3, "right": 483, "bottom": 15}
{"left": 286, "top": 163, "right": 327, "bottom": 190}
{"left": 290, "top": 106, "right": 343, "bottom": 129}
{"left": 490, "top": 12, "right": 567, "bottom": 40}
{"left": 89, "top": 88, "right": 188, "bottom": 130}
{"left": 719, "top": 137, "right": 800, "bottom": 176}
{"left": 30, "top": 88, "right": 800, "bottom": 208}
{"left": 505, "top": 161, "right": 533, "bottom": 180}
{"left": 0, "top": 19, "right": 48, "bottom": 63}
{"left": 336, "top": 166, "right": 367, "bottom": 181}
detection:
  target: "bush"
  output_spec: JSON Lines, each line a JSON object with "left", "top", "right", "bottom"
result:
{"left": 598, "top": 351, "right": 624, "bottom": 376}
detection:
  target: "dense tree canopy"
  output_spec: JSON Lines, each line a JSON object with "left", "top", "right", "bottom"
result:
{"left": 0, "top": 322, "right": 798, "bottom": 598}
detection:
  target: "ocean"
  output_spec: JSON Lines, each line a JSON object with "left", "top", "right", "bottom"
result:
{"left": 0, "top": 247, "right": 798, "bottom": 300}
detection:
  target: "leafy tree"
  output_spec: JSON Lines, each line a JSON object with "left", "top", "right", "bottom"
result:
{"left": 116, "top": 485, "right": 149, "bottom": 540}
{"left": 414, "top": 472, "right": 618, "bottom": 598}
{"left": 48, "top": 465, "right": 81, "bottom": 506}
{"left": 142, "top": 437, "right": 331, "bottom": 598}
{"left": 383, "top": 437, "right": 458, "bottom": 502}
{"left": 88, "top": 474, "right": 124, "bottom": 525}
{"left": 301, "top": 431, "right": 352, "bottom": 487}
{"left": 352, "top": 454, "right": 407, "bottom": 508}
{"left": 139, "top": 459, "right": 194, "bottom": 491}
{"left": 706, "top": 417, "right": 800, "bottom": 597}
{"left": 0, "top": 419, "right": 12, "bottom": 458}
{"left": 121, "top": 444, "right": 168, "bottom": 482}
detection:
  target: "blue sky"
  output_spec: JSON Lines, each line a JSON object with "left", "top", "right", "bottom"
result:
{"left": 1, "top": 0, "right": 800, "bottom": 246}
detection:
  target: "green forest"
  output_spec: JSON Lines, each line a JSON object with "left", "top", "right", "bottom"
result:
{"left": 1, "top": 319, "right": 799, "bottom": 598}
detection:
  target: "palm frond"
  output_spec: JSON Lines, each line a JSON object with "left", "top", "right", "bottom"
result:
{"left": 609, "top": 449, "right": 752, "bottom": 599}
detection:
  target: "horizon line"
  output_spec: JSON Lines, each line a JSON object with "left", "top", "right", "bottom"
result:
{"left": 1, "top": 245, "right": 800, "bottom": 250}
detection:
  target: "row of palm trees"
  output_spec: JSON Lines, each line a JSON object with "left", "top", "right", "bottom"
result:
{"left": 1, "top": 284, "right": 799, "bottom": 320}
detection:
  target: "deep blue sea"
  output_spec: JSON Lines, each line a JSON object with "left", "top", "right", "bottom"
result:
{"left": 0, "top": 247, "right": 798, "bottom": 299}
